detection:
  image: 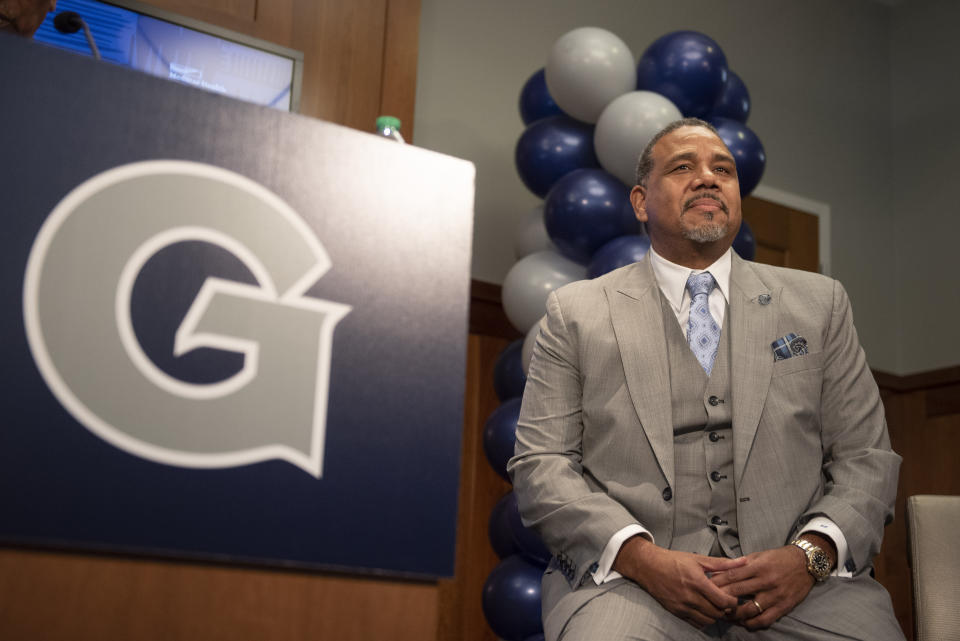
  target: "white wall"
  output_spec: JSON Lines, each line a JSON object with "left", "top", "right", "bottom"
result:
{"left": 414, "top": 0, "right": 954, "bottom": 375}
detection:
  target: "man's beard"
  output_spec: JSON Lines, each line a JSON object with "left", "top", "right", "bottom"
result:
{"left": 681, "top": 194, "right": 729, "bottom": 243}
{"left": 682, "top": 218, "right": 728, "bottom": 243}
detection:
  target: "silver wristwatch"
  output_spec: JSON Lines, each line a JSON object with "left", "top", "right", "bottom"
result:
{"left": 790, "top": 539, "right": 832, "bottom": 582}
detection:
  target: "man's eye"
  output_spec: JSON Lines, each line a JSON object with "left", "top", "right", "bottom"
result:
{"left": 672, "top": 164, "right": 690, "bottom": 171}
{"left": 715, "top": 166, "right": 732, "bottom": 174}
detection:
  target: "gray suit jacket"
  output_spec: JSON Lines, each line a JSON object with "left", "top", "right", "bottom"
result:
{"left": 508, "top": 254, "right": 901, "bottom": 636}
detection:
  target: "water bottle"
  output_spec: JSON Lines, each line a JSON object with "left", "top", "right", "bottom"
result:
{"left": 375, "top": 115, "right": 405, "bottom": 143}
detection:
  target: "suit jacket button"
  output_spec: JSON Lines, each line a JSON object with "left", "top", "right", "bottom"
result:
{"left": 709, "top": 431, "right": 721, "bottom": 442}
{"left": 708, "top": 395, "right": 720, "bottom": 406}
{"left": 711, "top": 515, "right": 723, "bottom": 526}
{"left": 710, "top": 471, "right": 722, "bottom": 482}
{"left": 662, "top": 487, "right": 672, "bottom": 501}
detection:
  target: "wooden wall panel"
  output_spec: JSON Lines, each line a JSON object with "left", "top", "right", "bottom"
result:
{"left": 0, "top": 548, "right": 438, "bottom": 641}
{"left": 142, "top": 0, "right": 257, "bottom": 30}
{"left": 742, "top": 196, "right": 819, "bottom": 272}
{"left": 288, "top": 0, "right": 387, "bottom": 129}
{"left": 378, "top": 0, "right": 421, "bottom": 139}
{"left": 875, "top": 370, "right": 960, "bottom": 640}
{"left": 437, "top": 335, "right": 511, "bottom": 641}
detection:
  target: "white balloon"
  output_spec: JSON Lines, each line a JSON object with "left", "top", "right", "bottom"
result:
{"left": 545, "top": 27, "right": 635, "bottom": 123}
{"left": 514, "top": 205, "right": 556, "bottom": 259}
{"left": 501, "top": 250, "right": 586, "bottom": 333}
{"left": 521, "top": 323, "right": 539, "bottom": 375}
{"left": 594, "top": 91, "right": 683, "bottom": 186}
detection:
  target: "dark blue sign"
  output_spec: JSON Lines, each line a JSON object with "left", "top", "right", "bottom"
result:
{"left": 0, "top": 36, "right": 474, "bottom": 578}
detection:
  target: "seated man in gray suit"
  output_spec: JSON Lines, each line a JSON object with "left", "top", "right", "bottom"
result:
{"left": 508, "top": 118, "right": 904, "bottom": 640}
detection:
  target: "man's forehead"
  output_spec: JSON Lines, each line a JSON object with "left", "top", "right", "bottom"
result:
{"left": 655, "top": 126, "right": 731, "bottom": 159}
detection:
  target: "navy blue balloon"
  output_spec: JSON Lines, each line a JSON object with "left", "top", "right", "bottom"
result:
{"left": 483, "top": 398, "right": 522, "bottom": 482}
{"left": 515, "top": 116, "right": 598, "bottom": 198}
{"left": 587, "top": 234, "right": 652, "bottom": 279}
{"left": 710, "top": 117, "right": 766, "bottom": 196}
{"left": 490, "top": 493, "right": 520, "bottom": 559}
{"left": 482, "top": 555, "right": 544, "bottom": 641}
{"left": 733, "top": 219, "right": 756, "bottom": 261}
{"left": 519, "top": 68, "right": 564, "bottom": 125}
{"left": 494, "top": 339, "right": 527, "bottom": 401}
{"left": 708, "top": 69, "right": 750, "bottom": 123}
{"left": 544, "top": 169, "right": 640, "bottom": 265}
{"left": 504, "top": 492, "right": 551, "bottom": 567}
{"left": 636, "top": 31, "right": 728, "bottom": 118}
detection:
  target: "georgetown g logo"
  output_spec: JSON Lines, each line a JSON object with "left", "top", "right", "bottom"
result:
{"left": 23, "top": 161, "right": 351, "bottom": 478}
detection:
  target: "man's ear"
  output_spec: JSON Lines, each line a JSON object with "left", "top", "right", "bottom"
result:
{"left": 629, "top": 185, "right": 647, "bottom": 222}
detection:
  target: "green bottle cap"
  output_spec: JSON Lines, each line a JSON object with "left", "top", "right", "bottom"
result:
{"left": 376, "top": 116, "right": 402, "bottom": 131}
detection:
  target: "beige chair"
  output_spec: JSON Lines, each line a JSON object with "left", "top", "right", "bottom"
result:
{"left": 907, "top": 495, "right": 960, "bottom": 641}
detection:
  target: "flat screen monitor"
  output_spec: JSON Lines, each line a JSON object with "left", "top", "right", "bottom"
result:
{"left": 33, "top": 0, "right": 303, "bottom": 112}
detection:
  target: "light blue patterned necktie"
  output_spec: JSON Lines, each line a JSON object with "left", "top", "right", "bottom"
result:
{"left": 686, "top": 272, "right": 721, "bottom": 376}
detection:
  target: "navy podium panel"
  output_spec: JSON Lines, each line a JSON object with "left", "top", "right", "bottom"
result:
{"left": 0, "top": 36, "right": 474, "bottom": 578}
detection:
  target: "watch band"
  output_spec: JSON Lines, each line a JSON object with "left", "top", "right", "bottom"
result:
{"left": 790, "top": 538, "right": 832, "bottom": 581}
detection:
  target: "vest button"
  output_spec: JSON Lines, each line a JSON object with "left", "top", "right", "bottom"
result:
{"left": 710, "top": 470, "right": 722, "bottom": 482}
{"left": 709, "top": 431, "right": 721, "bottom": 442}
{"left": 662, "top": 487, "right": 672, "bottom": 501}
{"left": 708, "top": 395, "right": 720, "bottom": 406}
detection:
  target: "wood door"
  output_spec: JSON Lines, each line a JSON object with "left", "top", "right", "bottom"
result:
{"left": 742, "top": 196, "right": 820, "bottom": 272}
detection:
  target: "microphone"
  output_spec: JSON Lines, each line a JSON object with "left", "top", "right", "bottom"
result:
{"left": 53, "top": 10, "right": 101, "bottom": 60}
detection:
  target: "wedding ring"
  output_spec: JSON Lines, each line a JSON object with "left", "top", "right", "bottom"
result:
{"left": 752, "top": 599, "right": 763, "bottom": 615}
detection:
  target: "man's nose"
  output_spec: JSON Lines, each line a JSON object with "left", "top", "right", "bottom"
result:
{"left": 692, "top": 165, "right": 720, "bottom": 189}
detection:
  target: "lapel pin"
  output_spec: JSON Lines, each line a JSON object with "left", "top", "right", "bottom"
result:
{"left": 758, "top": 294, "right": 771, "bottom": 305}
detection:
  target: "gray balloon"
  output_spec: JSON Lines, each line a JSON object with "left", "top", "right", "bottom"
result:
{"left": 545, "top": 27, "right": 635, "bottom": 123}
{"left": 594, "top": 91, "right": 682, "bottom": 187}
{"left": 501, "top": 250, "right": 585, "bottom": 333}
{"left": 513, "top": 204, "right": 556, "bottom": 260}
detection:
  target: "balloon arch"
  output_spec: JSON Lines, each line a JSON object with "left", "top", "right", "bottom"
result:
{"left": 481, "top": 28, "right": 765, "bottom": 641}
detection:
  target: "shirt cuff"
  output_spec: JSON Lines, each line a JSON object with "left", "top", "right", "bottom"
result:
{"left": 592, "top": 524, "right": 654, "bottom": 585}
{"left": 799, "top": 516, "right": 853, "bottom": 577}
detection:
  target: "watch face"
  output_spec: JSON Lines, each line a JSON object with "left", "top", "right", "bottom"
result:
{"left": 810, "top": 549, "right": 831, "bottom": 578}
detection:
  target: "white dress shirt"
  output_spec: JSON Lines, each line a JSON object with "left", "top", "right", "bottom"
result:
{"left": 591, "top": 247, "right": 851, "bottom": 584}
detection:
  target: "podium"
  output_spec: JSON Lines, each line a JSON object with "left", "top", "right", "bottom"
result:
{"left": 0, "top": 34, "right": 474, "bottom": 580}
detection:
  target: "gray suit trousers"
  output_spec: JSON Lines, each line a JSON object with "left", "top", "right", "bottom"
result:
{"left": 558, "top": 574, "right": 903, "bottom": 640}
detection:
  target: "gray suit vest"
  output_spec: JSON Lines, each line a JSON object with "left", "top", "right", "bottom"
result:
{"left": 660, "top": 295, "right": 740, "bottom": 558}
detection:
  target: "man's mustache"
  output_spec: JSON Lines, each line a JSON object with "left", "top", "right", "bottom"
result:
{"left": 683, "top": 193, "right": 729, "bottom": 215}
